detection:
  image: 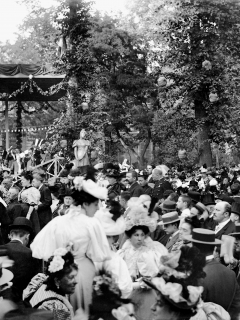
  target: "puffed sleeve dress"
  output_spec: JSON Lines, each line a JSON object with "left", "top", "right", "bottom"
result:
{"left": 118, "top": 237, "right": 168, "bottom": 320}
{"left": 31, "top": 207, "right": 111, "bottom": 314}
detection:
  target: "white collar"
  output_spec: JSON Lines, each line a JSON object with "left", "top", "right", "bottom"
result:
{"left": 170, "top": 230, "right": 179, "bottom": 238}
{"left": 11, "top": 238, "right": 23, "bottom": 245}
{"left": 39, "top": 184, "right": 43, "bottom": 190}
{"left": 206, "top": 254, "right": 214, "bottom": 261}
{"left": 215, "top": 218, "right": 230, "bottom": 234}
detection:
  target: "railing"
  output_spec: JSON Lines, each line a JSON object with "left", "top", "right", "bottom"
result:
{"left": 33, "top": 156, "right": 65, "bottom": 179}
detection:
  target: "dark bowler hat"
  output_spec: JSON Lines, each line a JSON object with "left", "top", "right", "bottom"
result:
{"left": 229, "top": 223, "right": 240, "bottom": 238}
{"left": 9, "top": 217, "right": 33, "bottom": 234}
{"left": 162, "top": 211, "right": 180, "bottom": 225}
{"left": 162, "top": 200, "right": 176, "bottom": 212}
{"left": 217, "top": 194, "right": 235, "bottom": 205}
{"left": 59, "top": 188, "right": 74, "bottom": 201}
{"left": 231, "top": 202, "right": 240, "bottom": 217}
{"left": 202, "top": 193, "right": 215, "bottom": 206}
{"left": 105, "top": 169, "right": 120, "bottom": 178}
{"left": 185, "top": 228, "right": 222, "bottom": 245}
{"left": 188, "top": 191, "right": 201, "bottom": 204}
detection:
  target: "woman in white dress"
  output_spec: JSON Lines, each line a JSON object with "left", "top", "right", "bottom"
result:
{"left": 95, "top": 201, "right": 133, "bottom": 299}
{"left": 30, "top": 169, "right": 111, "bottom": 315}
{"left": 118, "top": 199, "right": 168, "bottom": 320}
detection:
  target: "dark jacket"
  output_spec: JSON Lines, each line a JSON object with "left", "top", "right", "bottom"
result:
{"left": 152, "top": 178, "right": 172, "bottom": 201}
{"left": 37, "top": 184, "right": 52, "bottom": 229}
{"left": 0, "top": 202, "right": 11, "bottom": 244}
{"left": 165, "top": 231, "right": 179, "bottom": 252}
{"left": 215, "top": 220, "right": 236, "bottom": 239}
{"left": 128, "top": 182, "right": 143, "bottom": 198}
{"left": 107, "top": 182, "right": 123, "bottom": 200}
{"left": 6, "top": 200, "right": 24, "bottom": 224}
{"left": 201, "top": 259, "right": 240, "bottom": 318}
{"left": 141, "top": 184, "right": 153, "bottom": 197}
{"left": 0, "top": 240, "right": 40, "bottom": 303}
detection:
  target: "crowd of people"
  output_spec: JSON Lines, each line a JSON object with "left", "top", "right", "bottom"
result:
{"left": 1, "top": 157, "right": 240, "bottom": 320}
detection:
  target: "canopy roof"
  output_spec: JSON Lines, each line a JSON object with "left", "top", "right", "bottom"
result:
{"left": 0, "top": 64, "right": 66, "bottom": 101}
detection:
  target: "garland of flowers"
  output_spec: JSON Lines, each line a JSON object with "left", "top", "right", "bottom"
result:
{"left": 0, "top": 77, "right": 64, "bottom": 100}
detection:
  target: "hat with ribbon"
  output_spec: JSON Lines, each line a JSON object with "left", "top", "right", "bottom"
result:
{"left": 9, "top": 217, "right": 33, "bottom": 234}
{"left": 184, "top": 228, "right": 222, "bottom": 245}
{"left": 162, "top": 200, "right": 177, "bottom": 212}
{"left": 162, "top": 211, "right": 180, "bottom": 225}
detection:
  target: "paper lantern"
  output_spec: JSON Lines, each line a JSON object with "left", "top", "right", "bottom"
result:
{"left": 202, "top": 60, "right": 212, "bottom": 70}
{"left": 157, "top": 76, "right": 167, "bottom": 87}
{"left": 81, "top": 102, "right": 89, "bottom": 110}
{"left": 209, "top": 93, "right": 219, "bottom": 102}
{"left": 60, "top": 140, "right": 67, "bottom": 148}
{"left": 178, "top": 149, "right": 186, "bottom": 159}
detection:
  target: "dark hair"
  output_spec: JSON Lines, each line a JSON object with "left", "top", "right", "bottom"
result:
{"left": 139, "top": 174, "right": 148, "bottom": 181}
{"left": 21, "top": 171, "right": 33, "bottom": 183}
{"left": 120, "top": 191, "right": 131, "bottom": 202}
{"left": 71, "top": 189, "right": 98, "bottom": 206}
{"left": 109, "top": 200, "right": 123, "bottom": 222}
{"left": 45, "top": 251, "right": 78, "bottom": 292}
{"left": 168, "top": 193, "right": 179, "bottom": 202}
{"left": 10, "top": 229, "right": 30, "bottom": 237}
{"left": 85, "top": 166, "right": 98, "bottom": 182}
{"left": 192, "top": 243, "right": 216, "bottom": 256}
{"left": 125, "top": 225, "right": 149, "bottom": 238}
{"left": 166, "top": 220, "right": 180, "bottom": 229}
{"left": 184, "top": 216, "right": 201, "bottom": 230}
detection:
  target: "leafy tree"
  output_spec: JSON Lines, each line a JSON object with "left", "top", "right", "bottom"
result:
{"left": 124, "top": 0, "right": 240, "bottom": 166}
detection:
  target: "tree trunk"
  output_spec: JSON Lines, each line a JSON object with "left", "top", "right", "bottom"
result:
{"left": 195, "top": 100, "right": 212, "bottom": 167}
{"left": 16, "top": 102, "right": 22, "bottom": 151}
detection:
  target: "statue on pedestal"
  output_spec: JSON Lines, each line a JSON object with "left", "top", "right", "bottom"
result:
{"left": 72, "top": 129, "right": 90, "bottom": 169}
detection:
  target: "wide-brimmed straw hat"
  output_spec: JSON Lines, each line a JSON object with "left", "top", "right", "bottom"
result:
{"left": 184, "top": 228, "right": 222, "bottom": 245}
{"left": 162, "top": 211, "right": 180, "bottom": 225}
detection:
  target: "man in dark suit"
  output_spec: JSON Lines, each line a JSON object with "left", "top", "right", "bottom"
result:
{"left": 32, "top": 172, "right": 52, "bottom": 229}
{"left": 185, "top": 228, "right": 240, "bottom": 320}
{"left": 126, "top": 171, "right": 143, "bottom": 198}
{"left": 162, "top": 211, "right": 180, "bottom": 252}
{"left": 0, "top": 217, "right": 40, "bottom": 304}
{"left": 213, "top": 201, "right": 235, "bottom": 239}
{"left": 151, "top": 168, "right": 172, "bottom": 202}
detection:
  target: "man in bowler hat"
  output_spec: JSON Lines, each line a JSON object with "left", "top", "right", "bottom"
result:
{"left": 0, "top": 217, "right": 40, "bottom": 304}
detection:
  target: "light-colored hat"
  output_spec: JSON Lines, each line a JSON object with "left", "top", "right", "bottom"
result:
{"left": 74, "top": 177, "right": 108, "bottom": 200}
{"left": 95, "top": 208, "right": 126, "bottom": 236}
{"left": 162, "top": 211, "right": 180, "bottom": 225}
{"left": 200, "top": 168, "right": 207, "bottom": 173}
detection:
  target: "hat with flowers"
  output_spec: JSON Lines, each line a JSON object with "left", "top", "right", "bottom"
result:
{"left": 125, "top": 196, "right": 157, "bottom": 233}
{"left": 144, "top": 246, "right": 206, "bottom": 312}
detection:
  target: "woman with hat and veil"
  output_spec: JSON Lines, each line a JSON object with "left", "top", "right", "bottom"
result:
{"left": 30, "top": 168, "right": 111, "bottom": 316}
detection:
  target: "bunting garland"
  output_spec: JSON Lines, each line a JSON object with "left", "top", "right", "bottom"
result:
{"left": 0, "top": 126, "right": 48, "bottom": 133}
{"left": 0, "top": 75, "right": 64, "bottom": 100}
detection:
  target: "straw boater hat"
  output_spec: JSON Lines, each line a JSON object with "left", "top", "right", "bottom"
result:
{"left": 162, "top": 200, "right": 176, "bottom": 212}
{"left": 162, "top": 212, "right": 180, "bottom": 225}
{"left": 184, "top": 228, "right": 222, "bottom": 245}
